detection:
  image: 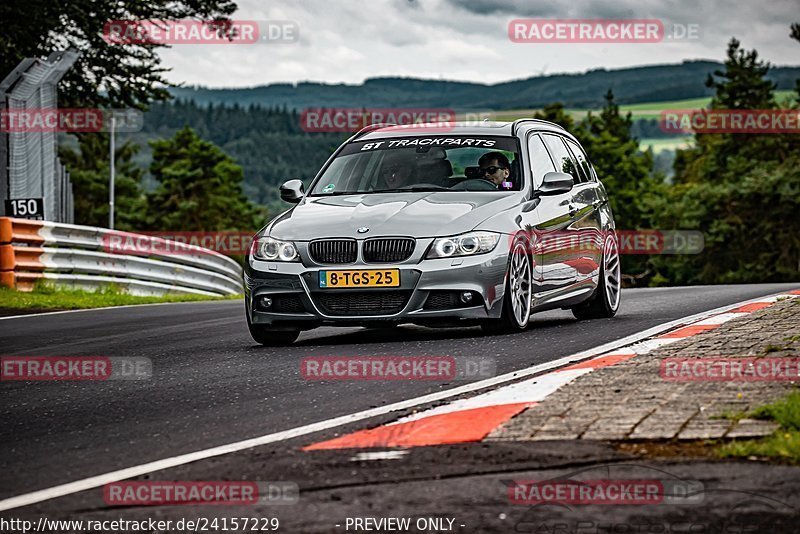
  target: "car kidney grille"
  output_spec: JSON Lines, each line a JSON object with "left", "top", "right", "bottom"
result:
{"left": 313, "top": 291, "right": 410, "bottom": 316}
{"left": 363, "top": 238, "right": 415, "bottom": 263}
{"left": 309, "top": 239, "right": 357, "bottom": 264}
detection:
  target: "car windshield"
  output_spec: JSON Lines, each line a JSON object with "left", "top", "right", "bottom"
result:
{"left": 309, "top": 135, "right": 521, "bottom": 195}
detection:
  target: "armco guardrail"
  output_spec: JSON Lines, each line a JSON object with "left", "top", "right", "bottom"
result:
{"left": 0, "top": 217, "right": 244, "bottom": 296}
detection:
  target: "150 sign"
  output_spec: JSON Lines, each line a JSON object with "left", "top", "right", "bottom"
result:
{"left": 5, "top": 198, "right": 44, "bottom": 220}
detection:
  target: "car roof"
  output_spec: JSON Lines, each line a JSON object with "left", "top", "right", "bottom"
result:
{"left": 354, "top": 119, "right": 571, "bottom": 142}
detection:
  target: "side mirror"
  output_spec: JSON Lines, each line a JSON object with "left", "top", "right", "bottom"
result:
{"left": 280, "top": 179, "right": 305, "bottom": 203}
{"left": 535, "top": 172, "right": 573, "bottom": 197}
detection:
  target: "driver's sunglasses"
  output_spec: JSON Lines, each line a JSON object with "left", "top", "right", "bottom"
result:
{"left": 478, "top": 165, "right": 504, "bottom": 175}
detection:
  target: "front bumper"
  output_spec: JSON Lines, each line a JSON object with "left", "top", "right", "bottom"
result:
{"left": 244, "top": 239, "right": 510, "bottom": 327}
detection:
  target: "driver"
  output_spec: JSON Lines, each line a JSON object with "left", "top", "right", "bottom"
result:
{"left": 476, "top": 152, "right": 511, "bottom": 189}
{"left": 378, "top": 153, "right": 415, "bottom": 189}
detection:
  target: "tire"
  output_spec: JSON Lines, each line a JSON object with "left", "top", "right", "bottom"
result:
{"left": 572, "top": 233, "right": 621, "bottom": 320}
{"left": 481, "top": 238, "right": 533, "bottom": 335}
{"left": 246, "top": 313, "right": 300, "bottom": 346}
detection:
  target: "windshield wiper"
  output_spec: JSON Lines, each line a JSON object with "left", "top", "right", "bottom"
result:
{"left": 309, "top": 191, "right": 364, "bottom": 196}
{"left": 311, "top": 186, "right": 450, "bottom": 196}
{"left": 369, "top": 186, "right": 450, "bottom": 193}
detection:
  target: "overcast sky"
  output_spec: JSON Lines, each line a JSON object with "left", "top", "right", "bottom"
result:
{"left": 158, "top": 0, "right": 800, "bottom": 88}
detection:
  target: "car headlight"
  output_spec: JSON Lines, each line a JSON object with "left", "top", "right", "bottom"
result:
{"left": 426, "top": 231, "right": 500, "bottom": 259}
{"left": 252, "top": 236, "right": 299, "bottom": 262}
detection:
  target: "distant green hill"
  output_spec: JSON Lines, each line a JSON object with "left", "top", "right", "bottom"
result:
{"left": 128, "top": 63, "right": 799, "bottom": 210}
{"left": 170, "top": 60, "right": 800, "bottom": 110}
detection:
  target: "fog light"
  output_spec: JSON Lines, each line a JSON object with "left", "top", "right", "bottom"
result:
{"left": 259, "top": 296, "right": 273, "bottom": 310}
{"left": 460, "top": 291, "right": 474, "bottom": 304}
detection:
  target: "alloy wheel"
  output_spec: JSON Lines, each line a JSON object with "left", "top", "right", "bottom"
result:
{"left": 603, "top": 234, "right": 621, "bottom": 312}
{"left": 509, "top": 242, "right": 532, "bottom": 327}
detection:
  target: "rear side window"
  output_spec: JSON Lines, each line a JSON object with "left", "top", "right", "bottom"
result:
{"left": 542, "top": 134, "right": 581, "bottom": 184}
{"left": 527, "top": 134, "right": 556, "bottom": 189}
{"left": 565, "top": 139, "right": 596, "bottom": 182}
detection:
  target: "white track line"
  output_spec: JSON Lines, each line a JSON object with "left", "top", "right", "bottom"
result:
{"left": 390, "top": 368, "right": 592, "bottom": 425}
{"left": 692, "top": 312, "right": 748, "bottom": 326}
{"left": 0, "top": 299, "right": 241, "bottom": 321}
{"left": 381, "top": 296, "right": 797, "bottom": 430}
{"left": 0, "top": 290, "right": 793, "bottom": 512}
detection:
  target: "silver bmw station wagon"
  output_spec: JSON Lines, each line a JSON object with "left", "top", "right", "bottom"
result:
{"left": 244, "top": 120, "right": 620, "bottom": 345}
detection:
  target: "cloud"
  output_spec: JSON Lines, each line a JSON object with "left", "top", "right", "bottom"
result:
{"left": 156, "top": 0, "right": 800, "bottom": 88}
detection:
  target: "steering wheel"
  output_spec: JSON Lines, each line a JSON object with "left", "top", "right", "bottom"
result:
{"left": 450, "top": 179, "right": 498, "bottom": 191}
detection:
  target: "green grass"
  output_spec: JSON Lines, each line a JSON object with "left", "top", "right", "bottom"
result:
{"left": 718, "top": 391, "right": 800, "bottom": 463}
{"left": 470, "top": 91, "right": 796, "bottom": 154}
{"left": 616, "top": 96, "right": 716, "bottom": 112}
{"left": 639, "top": 136, "right": 694, "bottom": 153}
{"left": 0, "top": 284, "right": 240, "bottom": 312}
{"left": 749, "top": 391, "right": 800, "bottom": 430}
{"left": 490, "top": 90, "right": 797, "bottom": 123}
{"left": 487, "top": 92, "right": 795, "bottom": 154}
{"left": 720, "top": 431, "right": 800, "bottom": 461}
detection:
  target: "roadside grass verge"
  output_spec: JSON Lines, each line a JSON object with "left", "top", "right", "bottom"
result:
{"left": 490, "top": 90, "right": 797, "bottom": 122}
{"left": 718, "top": 390, "right": 800, "bottom": 464}
{"left": 0, "top": 283, "right": 241, "bottom": 312}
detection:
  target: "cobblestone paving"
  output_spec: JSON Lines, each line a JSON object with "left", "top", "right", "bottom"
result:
{"left": 489, "top": 297, "right": 800, "bottom": 441}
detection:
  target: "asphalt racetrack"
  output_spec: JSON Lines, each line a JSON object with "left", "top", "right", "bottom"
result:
{"left": 2, "top": 283, "right": 798, "bottom": 505}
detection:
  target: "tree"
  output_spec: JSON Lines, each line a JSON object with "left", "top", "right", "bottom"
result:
{"left": 533, "top": 103, "right": 575, "bottom": 131}
{"left": 145, "top": 127, "right": 264, "bottom": 231}
{"left": 675, "top": 38, "right": 782, "bottom": 185}
{"left": 0, "top": 0, "right": 237, "bottom": 109}
{"left": 793, "top": 23, "right": 800, "bottom": 99}
{"left": 649, "top": 34, "right": 800, "bottom": 285}
{"left": 648, "top": 160, "right": 800, "bottom": 284}
{"left": 141, "top": 100, "right": 347, "bottom": 211}
{"left": 574, "top": 91, "right": 658, "bottom": 282}
{"left": 59, "top": 135, "right": 146, "bottom": 231}
{"left": 705, "top": 38, "right": 776, "bottom": 110}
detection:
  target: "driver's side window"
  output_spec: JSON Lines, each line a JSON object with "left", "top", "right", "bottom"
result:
{"left": 527, "top": 134, "right": 557, "bottom": 189}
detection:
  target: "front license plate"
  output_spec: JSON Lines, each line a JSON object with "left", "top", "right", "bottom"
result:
{"left": 319, "top": 269, "right": 400, "bottom": 288}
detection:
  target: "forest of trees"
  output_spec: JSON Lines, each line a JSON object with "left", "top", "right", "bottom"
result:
{"left": 134, "top": 101, "right": 347, "bottom": 206}
{"left": 169, "top": 61, "right": 800, "bottom": 111}
{"left": 534, "top": 35, "right": 800, "bottom": 286}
